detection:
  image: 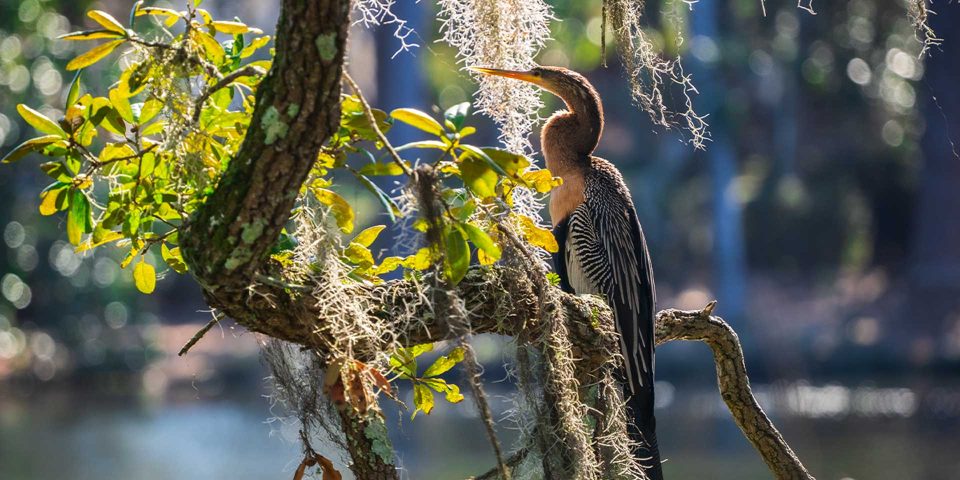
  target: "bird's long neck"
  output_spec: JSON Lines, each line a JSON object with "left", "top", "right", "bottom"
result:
{"left": 542, "top": 81, "right": 603, "bottom": 225}
{"left": 541, "top": 85, "right": 603, "bottom": 178}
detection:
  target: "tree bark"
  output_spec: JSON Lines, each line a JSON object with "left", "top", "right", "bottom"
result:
{"left": 175, "top": 1, "right": 813, "bottom": 478}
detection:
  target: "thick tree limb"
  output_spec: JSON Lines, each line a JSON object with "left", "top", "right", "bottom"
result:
{"left": 174, "top": 0, "right": 812, "bottom": 477}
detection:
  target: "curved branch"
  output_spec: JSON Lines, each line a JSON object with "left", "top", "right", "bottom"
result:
{"left": 656, "top": 304, "right": 815, "bottom": 480}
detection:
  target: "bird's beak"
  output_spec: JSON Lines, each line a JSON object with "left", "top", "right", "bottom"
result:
{"left": 469, "top": 67, "right": 542, "bottom": 86}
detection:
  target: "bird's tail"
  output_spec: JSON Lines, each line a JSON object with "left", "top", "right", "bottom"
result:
{"left": 627, "top": 385, "right": 663, "bottom": 480}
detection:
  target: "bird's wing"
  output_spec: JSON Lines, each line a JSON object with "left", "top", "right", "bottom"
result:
{"left": 583, "top": 185, "right": 656, "bottom": 395}
{"left": 552, "top": 215, "right": 575, "bottom": 294}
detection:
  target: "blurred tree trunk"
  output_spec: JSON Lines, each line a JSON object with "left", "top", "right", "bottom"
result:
{"left": 690, "top": 0, "right": 748, "bottom": 321}
{"left": 909, "top": 5, "right": 960, "bottom": 345}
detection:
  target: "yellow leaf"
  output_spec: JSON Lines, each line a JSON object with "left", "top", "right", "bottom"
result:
{"left": 460, "top": 157, "right": 497, "bottom": 199}
{"left": 403, "top": 248, "right": 433, "bottom": 270}
{"left": 390, "top": 108, "right": 443, "bottom": 136}
{"left": 133, "top": 260, "right": 156, "bottom": 294}
{"left": 76, "top": 230, "right": 123, "bottom": 253}
{"left": 373, "top": 256, "right": 403, "bottom": 275}
{"left": 352, "top": 225, "right": 385, "bottom": 247}
{"left": 108, "top": 88, "right": 134, "bottom": 124}
{"left": 522, "top": 169, "right": 563, "bottom": 193}
{"left": 1, "top": 135, "right": 64, "bottom": 164}
{"left": 67, "top": 39, "right": 125, "bottom": 71}
{"left": 38, "top": 188, "right": 62, "bottom": 216}
{"left": 211, "top": 21, "right": 252, "bottom": 34}
{"left": 314, "top": 188, "right": 354, "bottom": 233}
{"left": 87, "top": 10, "right": 127, "bottom": 35}
{"left": 59, "top": 29, "right": 126, "bottom": 41}
{"left": 16, "top": 104, "right": 66, "bottom": 137}
{"left": 195, "top": 31, "right": 225, "bottom": 64}
{"left": 516, "top": 214, "right": 558, "bottom": 253}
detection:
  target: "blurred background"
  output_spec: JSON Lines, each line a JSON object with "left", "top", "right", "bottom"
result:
{"left": 2, "top": 0, "right": 959, "bottom": 479}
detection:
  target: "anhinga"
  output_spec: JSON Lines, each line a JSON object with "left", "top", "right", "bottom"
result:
{"left": 472, "top": 66, "right": 662, "bottom": 479}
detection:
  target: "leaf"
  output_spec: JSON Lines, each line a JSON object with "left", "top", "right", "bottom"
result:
{"left": 109, "top": 88, "right": 135, "bottom": 124}
{"left": 412, "top": 383, "right": 434, "bottom": 418}
{"left": 239, "top": 36, "right": 271, "bottom": 58}
{"left": 16, "top": 105, "right": 66, "bottom": 137}
{"left": 482, "top": 148, "right": 530, "bottom": 177}
{"left": 343, "top": 243, "right": 374, "bottom": 268}
{"left": 522, "top": 169, "right": 563, "bottom": 193}
{"left": 314, "top": 188, "right": 354, "bottom": 233}
{"left": 67, "top": 39, "right": 125, "bottom": 71}
{"left": 395, "top": 140, "right": 449, "bottom": 152}
{"left": 358, "top": 161, "right": 405, "bottom": 176}
{"left": 135, "top": 7, "right": 181, "bottom": 27}
{"left": 66, "top": 71, "right": 83, "bottom": 109}
{"left": 354, "top": 173, "right": 400, "bottom": 222}
{"left": 133, "top": 260, "right": 157, "bottom": 294}
{"left": 88, "top": 10, "right": 127, "bottom": 35}
{"left": 516, "top": 214, "right": 558, "bottom": 253}
{"left": 67, "top": 189, "right": 91, "bottom": 245}
{"left": 444, "top": 102, "right": 470, "bottom": 131}
{"left": 460, "top": 157, "right": 497, "bottom": 198}
{"left": 59, "top": 29, "right": 126, "bottom": 41}
{"left": 161, "top": 243, "right": 188, "bottom": 274}
{"left": 118, "top": 62, "right": 151, "bottom": 97}
{"left": 444, "top": 227, "right": 470, "bottom": 284}
{"left": 390, "top": 108, "right": 443, "bottom": 136}
{"left": 352, "top": 225, "right": 385, "bottom": 247}
{"left": 38, "top": 184, "right": 67, "bottom": 216}
{"left": 460, "top": 144, "right": 508, "bottom": 177}
{"left": 211, "top": 20, "right": 256, "bottom": 34}
{"left": 421, "top": 378, "right": 464, "bottom": 403}
{"left": 195, "top": 31, "right": 225, "bottom": 64}
{"left": 76, "top": 230, "right": 123, "bottom": 253}
{"left": 423, "top": 346, "right": 465, "bottom": 377}
{"left": 462, "top": 223, "right": 501, "bottom": 262}
{"left": 1, "top": 135, "right": 63, "bottom": 164}
{"left": 373, "top": 256, "right": 403, "bottom": 275}
{"left": 402, "top": 247, "right": 433, "bottom": 271}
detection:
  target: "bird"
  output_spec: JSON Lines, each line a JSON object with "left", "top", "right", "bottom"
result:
{"left": 471, "top": 65, "right": 662, "bottom": 479}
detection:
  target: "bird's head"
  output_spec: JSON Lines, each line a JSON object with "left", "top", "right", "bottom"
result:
{"left": 469, "top": 65, "right": 596, "bottom": 106}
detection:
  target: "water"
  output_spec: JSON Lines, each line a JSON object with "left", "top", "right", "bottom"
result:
{"left": 2, "top": 382, "right": 959, "bottom": 479}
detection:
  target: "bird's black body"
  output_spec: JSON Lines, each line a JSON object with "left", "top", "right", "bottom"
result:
{"left": 553, "top": 159, "right": 662, "bottom": 480}
{"left": 471, "top": 64, "right": 662, "bottom": 479}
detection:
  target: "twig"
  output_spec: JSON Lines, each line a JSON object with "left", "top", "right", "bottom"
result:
{"left": 460, "top": 339, "right": 511, "bottom": 480}
{"left": 192, "top": 66, "right": 266, "bottom": 123}
{"left": 341, "top": 71, "right": 413, "bottom": 176}
{"left": 178, "top": 314, "right": 221, "bottom": 356}
{"left": 470, "top": 446, "right": 529, "bottom": 480}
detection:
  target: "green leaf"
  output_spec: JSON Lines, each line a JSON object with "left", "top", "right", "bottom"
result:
{"left": 423, "top": 346, "right": 465, "bottom": 377}
{"left": 1, "top": 135, "right": 64, "bottom": 164}
{"left": 40, "top": 161, "right": 72, "bottom": 182}
{"left": 422, "top": 378, "right": 464, "bottom": 403}
{"left": 67, "top": 39, "right": 125, "bottom": 71}
{"left": 352, "top": 225, "right": 386, "bottom": 247}
{"left": 546, "top": 272, "right": 561, "bottom": 286}
{"left": 444, "top": 102, "right": 470, "bottom": 131}
{"left": 444, "top": 227, "right": 470, "bottom": 284}
{"left": 390, "top": 108, "right": 443, "bottom": 136}
{"left": 482, "top": 148, "right": 530, "bottom": 177}
{"left": 460, "top": 157, "right": 498, "bottom": 198}
{"left": 460, "top": 144, "right": 508, "bottom": 177}
{"left": 67, "top": 189, "right": 91, "bottom": 245}
{"left": 354, "top": 173, "right": 400, "bottom": 222}
{"left": 462, "top": 223, "right": 501, "bottom": 262}
{"left": 133, "top": 259, "right": 157, "bottom": 294}
{"left": 412, "top": 383, "right": 434, "bottom": 419}
{"left": 358, "top": 161, "right": 406, "bottom": 176}
{"left": 66, "top": 71, "right": 83, "bottom": 109}
{"left": 88, "top": 10, "right": 127, "bottom": 35}
{"left": 16, "top": 105, "right": 67, "bottom": 137}
{"left": 212, "top": 20, "right": 258, "bottom": 34}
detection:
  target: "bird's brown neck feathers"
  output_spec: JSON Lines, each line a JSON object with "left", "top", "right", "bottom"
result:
{"left": 542, "top": 75, "right": 603, "bottom": 225}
